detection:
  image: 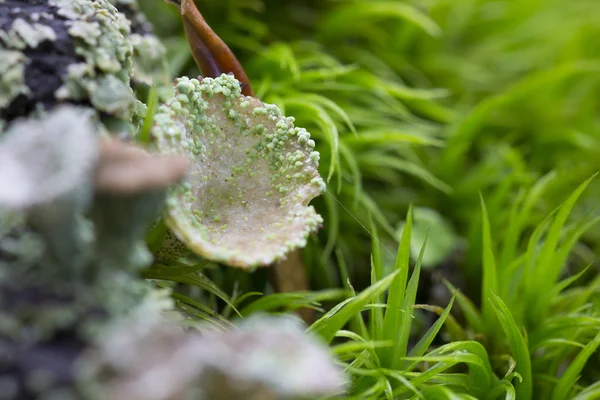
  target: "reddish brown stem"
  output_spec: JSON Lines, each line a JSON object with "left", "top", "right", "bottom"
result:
{"left": 182, "top": 19, "right": 222, "bottom": 79}
{"left": 176, "top": 0, "right": 254, "bottom": 96}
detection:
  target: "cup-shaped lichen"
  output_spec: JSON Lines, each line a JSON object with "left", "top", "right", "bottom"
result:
{"left": 151, "top": 74, "right": 326, "bottom": 267}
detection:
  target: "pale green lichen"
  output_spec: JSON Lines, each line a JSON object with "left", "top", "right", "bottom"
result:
{"left": 0, "top": 211, "right": 44, "bottom": 276}
{"left": 0, "top": 18, "right": 57, "bottom": 49}
{"left": 49, "top": 0, "right": 108, "bottom": 21}
{"left": 0, "top": 16, "right": 56, "bottom": 111}
{"left": 106, "top": 0, "right": 170, "bottom": 87}
{"left": 129, "top": 33, "right": 169, "bottom": 86}
{"left": 151, "top": 74, "right": 326, "bottom": 267}
{"left": 0, "top": 104, "right": 180, "bottom": 394}
{"left": 0, "top": 3, "right": 189, "bottom": 398}
{"left": 89, "top": 74, "right": 137, "bottom": 117}
{"left": 52, "top": 0, "right": 136, "bottom": 121}
{"left": 0, "top": 0, "right": 139, "bottom": 133}
{"left": 0, "top": 49, "right": 29, "bottom": 109}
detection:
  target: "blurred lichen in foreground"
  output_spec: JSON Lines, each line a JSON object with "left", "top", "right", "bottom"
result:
{"left": 82, "top": 313, "right": 345, "bottom": 400}
{"left": 0, "top": 104, "right": 187, "bottom": 397}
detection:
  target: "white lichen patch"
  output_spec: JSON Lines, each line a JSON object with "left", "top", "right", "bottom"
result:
{"left": 0, "top": 49, "right": 29, "bottom": 109}
{"left": 152, "top": 74, "right": 326, "bottom": 267}
{"left": 0, "top": 106, "right": 99, "bottom": 210}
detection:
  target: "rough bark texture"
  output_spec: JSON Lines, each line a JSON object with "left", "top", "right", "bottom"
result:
{"left": 0, "top": 1, "right": 83, "bottom": 121}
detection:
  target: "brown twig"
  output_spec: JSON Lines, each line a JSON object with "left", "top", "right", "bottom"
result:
{"left": 169, "top": 0, "right": 254, "bottom": 96}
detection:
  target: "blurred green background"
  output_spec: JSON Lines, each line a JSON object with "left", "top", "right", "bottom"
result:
{"left": 140, "top": 0, "right": 600, "bottom": 294}
{"left": 136, "top": 1, "right": 600, "bottom": 397}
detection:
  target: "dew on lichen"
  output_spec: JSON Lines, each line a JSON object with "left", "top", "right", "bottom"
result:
{"left": 151, "top": 74, "right": 326, "bottom": 267}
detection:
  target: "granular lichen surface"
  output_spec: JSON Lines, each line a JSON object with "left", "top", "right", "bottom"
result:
{"left": 0, "top": 0, "right": 141, "bottom": 128}
{"left": 152, "top": 74, "right": 326, "bottom": 267}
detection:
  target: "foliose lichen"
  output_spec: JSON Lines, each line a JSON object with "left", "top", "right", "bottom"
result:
{"left": 108, "top": 0, "right": 170, "bottom": 87}
{"left": 0, "top": 0, "right": 155, "bottom": 135}
{"left": 51, "top": 0, "right": 135, "bottom": 121}
{"left": 151, "top": 74, "right": 326, "bottom": 267}
{"left": 0, "top": 1, "right": 180, "bottom": 395}
{"left": 0, "top": 49, "right": 29, "bottom": 112}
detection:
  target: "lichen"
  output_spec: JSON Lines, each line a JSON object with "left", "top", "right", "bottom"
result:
{"left": 0, "top": 106, "right": 99, "bottom": 210}
{"left": 129, "top": 33, "right": 169, "bottom": 87}
{"left": 193, "top": 315, "right": 346, "bottom": 398}
{"left": 151, "top": 74, "right": 326, "bottom": 267}
{"left": 107, "top": 0, "right": 154, "bottom": 35}
{"left": 107, "top": 0, "right": 170, "bottom": 87}
{"left": 0, "top": 0, "right": 138, "bottom": 132}
{"left": 0, "top": 3, "right": 192, "bottom": 399}
{"left": 0, "top": 18, "right": 56, "bottom": 49}
{"left": 80, "top": 314, "right": 346, "bottom": 400}
{"left": 0, "top": 106, "right": 184, "bottom": 399}
{"left": 0, "top": 211, "right": 44, "bottom": 275}
{"left": 0, "top": 49, "right": 29, "bottom": 110}
{"left": 53, "top": 0, "right": 136, "bottom": 121}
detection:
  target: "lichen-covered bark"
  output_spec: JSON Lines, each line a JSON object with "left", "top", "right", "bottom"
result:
{"left": 0, "top": 0, "right": 168, "bottom": 132}
{"left": 108, "top": 0, "right": 154, "bottom": 35}
{"left": 0, "top": 2, "right": 171, "bottom": 397}
{"left": 108, "top": 0, "right": 170, "bottom": 88}
{"left": 0, "top": 0, "right": 83, "bottom": 121}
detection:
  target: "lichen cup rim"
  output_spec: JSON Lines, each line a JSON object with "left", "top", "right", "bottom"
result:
{"left": 151, "top": 74, "right": 326, "bottom": 268}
